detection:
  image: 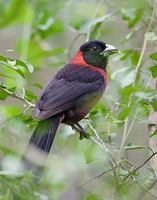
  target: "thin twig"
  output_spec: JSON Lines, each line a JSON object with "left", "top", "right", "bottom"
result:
{"left": 117, "top": 107, "right": 139, "bottom": 161}
{"left": 122, "top": 152, "right": 157, "bottom": 183}
{"left": 88, "top": 122, "right": 117, "bottom": 165}
{"left": 134, "top": 152, "right": 157, "bottom": 173}
{"left": 112, "top": 97, "right": 121, "bottom": 112}
{"left": 0, "top": 86, "right": 35, "bottom": 108}
{"left": 79, "top": 168, "right": 113, "bottom": 187}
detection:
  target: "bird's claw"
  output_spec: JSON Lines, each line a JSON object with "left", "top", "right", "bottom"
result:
{"left": 71, "top": 123, "right": 89, "bottom": 140}
{"left": 79, "top": 131, "right": 89, "bottom": 140}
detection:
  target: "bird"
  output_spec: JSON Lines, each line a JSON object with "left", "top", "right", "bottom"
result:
{"left": 28, "top": 40, "right": 118, "bottom": 156}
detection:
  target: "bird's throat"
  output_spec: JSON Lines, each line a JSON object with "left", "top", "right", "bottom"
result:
{"left": 70, "top": 51, "right": 108, "bottom": 82}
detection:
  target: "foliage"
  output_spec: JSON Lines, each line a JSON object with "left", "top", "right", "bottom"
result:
{"left": 0, "top": 0, "right": 157, "bottom": 200}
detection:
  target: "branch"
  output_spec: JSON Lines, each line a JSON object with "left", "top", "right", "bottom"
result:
{"left": 122, "top": 152, "right": 157, "bottom": 183}
{"left": 0, "top": 86, "right": 35, "bottom": 109}
{"left": 133, "top": 152, "right": 157, "bottom": 173}
{"left": 79, "top": 168, "right": 113, "bottom": 187}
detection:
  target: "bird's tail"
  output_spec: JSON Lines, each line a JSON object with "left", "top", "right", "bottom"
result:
{"left": 29, "top": 115, "right": 61, "bottom": 153}
{"left": 22, "top": 115, "right": 61, "bottom": 171}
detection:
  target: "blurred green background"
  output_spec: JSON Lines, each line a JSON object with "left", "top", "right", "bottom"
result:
{"left": 0, "top": 0, "right": 157, "bottom": 199}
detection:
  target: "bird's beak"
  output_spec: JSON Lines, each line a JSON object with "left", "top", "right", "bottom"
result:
{"left": 100, "top": 44, "right": 119, "bottom": 57}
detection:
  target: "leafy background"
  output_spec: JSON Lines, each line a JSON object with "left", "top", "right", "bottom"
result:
{"left": 0, "top": 0, "right": 157, "bottom": 199}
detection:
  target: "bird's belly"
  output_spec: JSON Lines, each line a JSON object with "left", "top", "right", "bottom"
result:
{"left": 63, "top": 90, "right": 104, "bottom": 125}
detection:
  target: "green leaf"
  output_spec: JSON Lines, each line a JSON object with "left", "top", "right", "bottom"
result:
{"left": 118, "top": 107, "right": 131, "bottom": 121}
{"left": 80, "top": 12, "right": 115, "bottom": 33}
{"left": 151, "top": 100, "right": 157, "bottom": 111}
{"left": 150, "top": 52, "right": 157, "bottom": 61}
{"left": 0, "top": 84, "right": 15, "bottom": 100}
{"left": 149, "top": 65, "right": 157, "bottom": 77}
{"left": 0, "top": 90, "right": 8, "bottom": 100}
{"left": 86, "top": 194, "right": 102, "bottom": 200}
{"left": 32, "top": 11, "right": 64, "bottom": 39}
{"left": 121, "top": 69, "right": 135, "bottom": 88}
{"left": 0, "top": 0, "right": 30, "bottom": 27}
{"left": 135, "top": 89, "right": 157, "bottom": 101}
{"left": 111, "top": 67, "right": 131, "bottom": 79}
{"left": 120, "top": 84, "right": 134, "bottom": 96}
{"left": 0, "top": 55, "right": 34, "bottom": 78}
{"left": 121, "top": 8, "right": 142, "bottom": 28}
{"left": 124, "top": 143, "right": 146, "bottom": 150}
{"left": 14, "top": 59, "right": 34, "bottom": 73}
{"left": 131, "top": 51, "right": 140, "bottom": 65}
{"left": 146, "top": 32, "right": 157, "bottom": 41}
{"left": 149, "top": 130, "right": 157, "bottom": 138}
{"left": 25, "top": 90, "right": 38, "bottom": 102}
{"left": 120, "top": 50, "right": 139, "bottom": 65}
{"left": 31, "top": 83, "right": 43, "bottom": 89}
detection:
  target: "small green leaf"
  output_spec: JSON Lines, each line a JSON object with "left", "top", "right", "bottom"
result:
{"left": 15, "top": 59, "right": 34, "bottom": 73}
{"left": 120, "top": 50, "right": 139, "bottom": 65}
{"left": 86, "top": 194, "right": 102, "bottom": 200}
{"left": 124, "top": 143, "right": 146, "bottom": 150}
{"left": 149, "top": 65, "right": 157, "bottom": 77}
{"left": 0, "top": 55, "right": 34, "bottom": 77}
{"left": 80, "top": 12, "right": 114, "bottom": 33}
{"left": 111, "top": 67, "right": 131, "bottom": 79}
{"left": 149, "top": 130, "right": 157, "bottom": 138}
{"left": 146, "top": 32, "right": 157, "bottom": 41}
{"left": 25, "top": 62, "right": 34, "bottom": 73}
{"left": 125, "top": 31, "right": 133, "bottom": 40}
{"left": 121, "top": 8, "right": 142, "bottom": 28}
{"left": 25, "top": 90, "right": 38, "bottom": 102}
{"left": 151, "top": 100, "right": 157, "bottom": 111}
{"left": 0, "top": 84, "right": 13, "bottom": 100}
{"left": 32, "top": 83, "right": 43, "bottom": 89}
{"left": 7, "top": 59, "right": 16, "bottom": 66}
{"left": 118, "top": 107, "right": 131, "bottom": 121}
{"left": 0, "top": 91, "right": 8, "bottom": 100}
{"left": 32, "top": 11, "right": 64, "bottom": 39}
{"left": 38, "top": 17, "right": 54, "bottom": 31}
{"left": 150, "top": 52, "right": 157, "bottom": 61}
{"left": 121, "top": 70, "right": 135, "bottom": 88}
{"left": 120, "top": 84, "right": 134, "bottom": 96}
{"left": 131, "top": 51, "right": 140, "bottom": 65}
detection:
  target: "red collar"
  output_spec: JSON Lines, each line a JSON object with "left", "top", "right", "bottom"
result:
{"left": 69, "top": 51, "right": 108, "bottom": 82}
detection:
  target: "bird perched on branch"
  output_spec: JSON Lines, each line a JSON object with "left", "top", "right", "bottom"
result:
{"left": 28, "top": 40, "right": 118, "bottom": 157}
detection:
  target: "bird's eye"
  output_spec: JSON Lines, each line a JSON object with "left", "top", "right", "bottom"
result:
{"left": 91, "top": 46, "right": 98, "bottom": 51}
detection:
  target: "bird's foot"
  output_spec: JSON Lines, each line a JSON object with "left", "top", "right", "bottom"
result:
{"left": 71, "top": 123, "right": 89, "bottom": 140}
{"left": 79, "top": 128, "right": 88, "bottom": 140}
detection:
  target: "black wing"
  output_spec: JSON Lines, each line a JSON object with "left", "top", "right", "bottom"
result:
{"left": 33, "top": 64, "right": 105, "bottom": 120}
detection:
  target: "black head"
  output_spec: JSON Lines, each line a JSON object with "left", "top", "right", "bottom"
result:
{"left": 80, "top": 40, "right": 118, "bottom": 69}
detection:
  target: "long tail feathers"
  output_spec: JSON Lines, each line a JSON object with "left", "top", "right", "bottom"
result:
{"left": 29, "top": 115, "right": 61, "bottom": 153}
{"left": 22, "top": 115, "right": 61, "bottom": 171}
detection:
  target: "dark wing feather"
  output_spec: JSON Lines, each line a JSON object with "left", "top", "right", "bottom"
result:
{"left": 33, "top": 64, "right": 105, "bottom": 120}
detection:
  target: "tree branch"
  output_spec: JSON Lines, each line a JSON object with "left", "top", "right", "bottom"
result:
{"left": 0, "top": 86, "right": 35, "bottom": 109}
{"left": 122, "top": 152, "right": 157, "bottom": 183}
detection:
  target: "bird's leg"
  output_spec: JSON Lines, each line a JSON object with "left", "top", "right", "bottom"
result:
{"left": 71, "top": 123, "right": 88, "bottom": 140}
